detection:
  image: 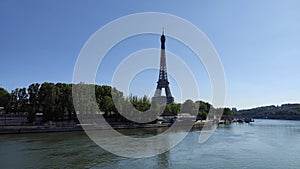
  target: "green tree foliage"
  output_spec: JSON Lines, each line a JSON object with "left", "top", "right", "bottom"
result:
{"left": 95, "top": 85, "right": 115, "bottom": 116}
{"left": 235, "top": 104, "right": 300, "bottom": 120}
{"left": 27, "top": 83, "right": 40, "bottom": 122}
{"left": 8, "top": 88, "right": 28, "bottom": 114}
{"left": 223, "top": 108, "right": 233, "bottom": 116}
{"left": 101, "top": 96, "right": 114, "bottom": 116}
{"left": 38, "top": 83, "right": 56, "bottom": 121}
{"left": 181, "top": 99, "right": 198, "bottom": 116}
{"left": 195, "top": 101, "right": 212, "bottom": 120}
{"left": 130, "top": 94, "right": 151, "bottom": 112}
{"left": 3, "top": 82, "right": 235, "bottom": 124}
{"left": 162, "top": 103, "right": 181, "bottom": 116}
{"left": 0, "top": 87, "right": 10, "bottom": 110}
{"left": 7, "top": 89, "right": 18, "bottom": 113}
{"left": 18, "top": 88, "right": 28, "bottom": 112}
{"left": 73, "top": 83, "right": 98, "bottom": 116}
{"left": 65, "top": 84, "right": 75, "bottom": 121}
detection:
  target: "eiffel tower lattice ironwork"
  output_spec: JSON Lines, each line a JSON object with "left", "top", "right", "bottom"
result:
{"left": 152, "top": 31, "right": 174, "bottom": 104}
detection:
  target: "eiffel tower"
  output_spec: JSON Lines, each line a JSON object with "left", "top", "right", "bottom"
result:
{"left": 152, "top": 31, "right": 174, "bottom": 104}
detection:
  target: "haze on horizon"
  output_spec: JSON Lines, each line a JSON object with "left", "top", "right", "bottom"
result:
{"left": 1, "top": 0, "right": 300, "bottom": 110}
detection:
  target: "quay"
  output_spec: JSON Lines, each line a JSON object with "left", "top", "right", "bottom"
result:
{"left": 0, "top": 118, "right": 254, "bottom": 135}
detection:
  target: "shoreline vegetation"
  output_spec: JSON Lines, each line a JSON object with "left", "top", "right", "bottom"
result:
{"left": 0, "top": 82, "right": 299, "bottom": 135}
{"left": 0, "top": 82, "right": 231, "bottom": 135}
{"left": 234, "top": 104, "right": 300, "bottom": 120}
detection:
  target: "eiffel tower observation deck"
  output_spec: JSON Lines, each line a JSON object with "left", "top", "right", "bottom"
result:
{"left": 152, "top": 30, "right": 174, "bottom": 104}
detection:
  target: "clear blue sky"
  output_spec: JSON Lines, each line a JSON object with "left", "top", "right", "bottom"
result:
{"left": 1, "top": 0, "right": 300, "bottom": 109}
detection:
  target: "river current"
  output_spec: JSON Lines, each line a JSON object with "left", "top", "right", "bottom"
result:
{"left": 1, "top": 119, "right": 300, "bottom": 168}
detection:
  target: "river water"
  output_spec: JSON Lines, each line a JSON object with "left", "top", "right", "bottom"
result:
{"left": 1, "top": 119, "right": 300, "bottom": 168}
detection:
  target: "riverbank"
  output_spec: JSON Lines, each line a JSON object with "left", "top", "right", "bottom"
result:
{"left": 0, "top": 123, "right": 173, "bottom": 135}
{"left": 0, "top": 125, "right": 83, "bottom": 134}
{"left": 0, "top": 121, "right": 207, "bottom": 135}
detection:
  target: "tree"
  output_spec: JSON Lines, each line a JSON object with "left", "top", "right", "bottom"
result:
{"left": 18, "top": 88, "right": 28, "bottom": 114}
{"left": 65, "top": 84, "right": 75, "bottom": 121}
{"left": 223, "top": 108, "right": 233, "bottom": 116}
{"left": 169, "top": 103, "right": 181, "bottom": 116}
{"left": 27, "top": 83, "right": 40, "bottom": 122}
{"left": 181, "top": 99, "right": 198, "bottom": 116}
{"left": 8, "top": 88, "right": 18, "bottom": 114}
{"left": 8, "top": 88, "right": 28, "bottom": 114}
{"left": 54, "top": 83, "right": 65, "bottom": 121}
{"left": 38, "top": 83, "right": 56, "bottom": 121}
{"left": 100, "top": 96, "right": 114, "bottom": 117}
{"left": 0, "top": 87, "right": 10, "bottom": 110}
{"left": 196, "top": 100, "right": 212, "bottom": 120}
{"left": 129, "top": 94, "right": 151, "bottom": 112}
